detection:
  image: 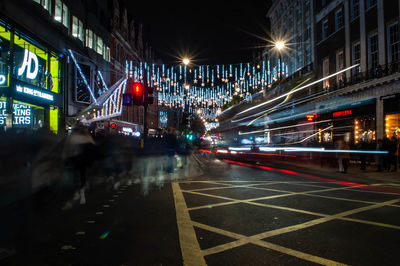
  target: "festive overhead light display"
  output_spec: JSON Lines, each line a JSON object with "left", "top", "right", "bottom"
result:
{"left": 126, "top": 59, "right": 290, "bottom": 119}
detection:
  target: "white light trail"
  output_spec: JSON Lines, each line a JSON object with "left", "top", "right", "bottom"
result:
{"left": 239, "top": 119, "right": 333, "bottom": 135}
{"left": 228, "top": 147, "right": 251, "bottom": 151}
{"left": 236, "top": 64, "right": 359, "bottom": 116}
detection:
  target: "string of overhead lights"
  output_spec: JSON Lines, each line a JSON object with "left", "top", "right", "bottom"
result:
{"left": 128, "top": 60, "right": 289, "bottom": 120}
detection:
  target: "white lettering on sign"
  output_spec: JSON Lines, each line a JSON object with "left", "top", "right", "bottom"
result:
{"left": 0, "top": 74, "right": 6, "bottom": 86}
{"left": 0, "top": 101, "right": 32, "bottom": 126}
{"left": 18, "top": 49, "right": 39, "bottom": 80}
{"left": 16, "top": 85, "right": 54, "bottom": 101}
{"left": 122, "top": 127, "right": 133, "bottom": 133}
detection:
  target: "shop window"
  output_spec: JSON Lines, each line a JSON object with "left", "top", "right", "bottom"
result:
{"left": 14, "top": 33, "right": 48, "bottom": 89}
{"left": 0, "top": 26, "right": 11, "bottom": 81}
{"left": 368, "top": 33, "right": 378, "bottom": 70}
{"left": 335, "top": 9, "right": 343, "bottom": 31}
{"left": 387, "top": 22, "right": 400, "bottom": 63}
{"left": 97, "top": 37, "right": 103, "bottom": 55}
{"left": 54, "top": 0, "right": 69, "bottom": 29}
{"left": 72, "top": 16, "right": 84, "bottom": 42}
{"left": 354, "top": 118, "right": 376, "bottom": 144}
{"left": 0, "top": 98, "right": 45, "bottom": 131}
{"left": 85, "top": 29, "right": 94, "bottom": 49}
{"left": 385, "top": 114, "right": 400, "bottom": 139}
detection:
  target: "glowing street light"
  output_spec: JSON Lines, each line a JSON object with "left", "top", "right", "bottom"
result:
{"left": 183, "top": 58, "right": 190, "bottom": 65}
{"left": 275, "top": 41, "right": 285, "bottom": 50}
{"left": 274, "top": 41, "right": 286, "bottom": 80}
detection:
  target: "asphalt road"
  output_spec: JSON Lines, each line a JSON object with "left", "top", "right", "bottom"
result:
{"left": 2, "top": 153, "right": 400, "bottom": 265}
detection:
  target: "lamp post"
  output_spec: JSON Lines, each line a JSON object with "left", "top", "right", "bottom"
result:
{"left": 275, "top": 41, "right": 285, "bottom": 80}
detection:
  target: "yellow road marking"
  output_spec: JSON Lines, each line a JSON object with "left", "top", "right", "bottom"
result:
{"left": 176, "top": 179, "right": 400, "bottom": 265}
{"left": 172, "top": 182, "right": 206, "bottom": 266}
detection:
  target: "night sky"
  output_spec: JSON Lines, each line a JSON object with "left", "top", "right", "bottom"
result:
{"left": 125, "top": 0, "right": 272, "bottom": 65}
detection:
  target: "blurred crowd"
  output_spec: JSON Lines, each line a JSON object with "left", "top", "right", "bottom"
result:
{"left": 0, "top": 124, "right": 192, "bottom": 258}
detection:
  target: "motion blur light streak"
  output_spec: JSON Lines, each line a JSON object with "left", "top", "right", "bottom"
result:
{"left": 228, "top": 147, "right": 251, "bottom": 151}
{"left": 239, "top": 119, "right": 333, "bottom": 135}
{"left": 199, "top": 149, "right": 212, "bottom": 153}
{"left": 235, "top": 64, "right": 359, "bottom": 116}
{"left": 222, "top": 159, "right": 400, "bottom": 194}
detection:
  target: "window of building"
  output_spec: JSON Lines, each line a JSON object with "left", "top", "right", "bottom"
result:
{"left": 368, "top": 33, "right": 378, "bottom": 70}
{"left": 323, "top": 58, "right": 329, "bottom": 88}
{"left": 335, "top": 9, "right": 343, "bottom": 31}
{"left": 97, "top": 37, "right": 103, "bottom": 55}
{"left": 352, "top": 42, "right": 361, "bottom": 74}
{"left": 366, "top": 0, "right": 377, "bottom": 9}
{"left": 85, "top": 29, "right": 94, "bottom": 49}
{"left": 322, "top": 19, "right": 329, "bottom": 40}
{"left": 388, "top": 22, "right": 400, "bottom": 63}
{"left": 104, "top": 46, "right": 110, "bottom": 62}
{"left": 350, "top": 0, "right": 359, "bottom": 20}
{"left": 322, "top": 0, "right": 327, "bottom": 8}
{"left": 72, "top": 16, "right": 84, "bottom": 42}
{"left": 54, "top": 0, "right": 69, "bottom": 29}
{"left": 33, "top": 0, "right": 51, "bottom": 12}
{"left": 336, "top": 50, "right": 344, "bottom": 82}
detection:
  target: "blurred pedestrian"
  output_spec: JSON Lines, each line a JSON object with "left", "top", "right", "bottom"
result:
{"left": 164, "top": 128, "right": 178, "bottom": 174}
{"left": 62, "top": 124, "right": 95, "bottom": 207}
{"left": 382, "top": 136, "right": 391, "bottom": 171}
{"left": 390, "top": 136, "right": 399, "bottom": 172}
{"left": 335, "top": 137, "right": 350, "bottom": 173}
{"left": 358, "top": 139, "right": 368, "bottom": 170}
{"left": 376, "top": 139, "right": 383, "bottom": 172}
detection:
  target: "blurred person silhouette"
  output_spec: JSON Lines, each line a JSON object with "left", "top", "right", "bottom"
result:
{"left": 376, "top": 139, "right": 384, "bottom": 172}
{"left": 335, "top": 136, "right": 350, "bottom": 173}
{"left": 62, "top": 123, "right": 95, "bottom": 208}
{"left": 382, "top": 136, "right": 391, "bottom": 171}
{"left": 164, "top": 128, "right": 178, "bottom": 175}
{"left": 390, "top": 135, "right": 399, "bottom": 172}
{"left": 358, "top": 138, "right": 368, "bottom": 170}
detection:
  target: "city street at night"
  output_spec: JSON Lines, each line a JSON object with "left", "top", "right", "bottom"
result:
{"left": 1, "top": 0, "right": 400, "bottom": 265}
{"left": 2, "top": 152, "right": 400, "bottom": 266}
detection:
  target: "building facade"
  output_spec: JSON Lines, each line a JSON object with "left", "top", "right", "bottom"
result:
{"left": 0, "top": 0, "right": 158, "bottom": 136}
{"left": 315, "top": 0, "right": 400, "bottom": 142}
{"left": 267, "top": 0, "right": 315, "bottom": 77}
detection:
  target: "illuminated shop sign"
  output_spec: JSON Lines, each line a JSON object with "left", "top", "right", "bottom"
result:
{"left": 18, "top": 49, "right": 39, "bottom": 80}
{"left": 306, "top": 114, "right": 317, "bottom": 121}
{"left": 0, "top": 74, "right": 9, "bottom": 87}
{"left": 333, "top": 109, "right": 352, "bottom": 118}
{"left": 0, "top": 101, "right": 31, "bottom": 126}
{"left": 16, "top": 85, "right": 54, "bottom": 102}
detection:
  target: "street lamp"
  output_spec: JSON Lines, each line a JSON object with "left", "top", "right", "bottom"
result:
{"left": 275, "top": 41, "right": 285, "bottom": 80}
{"left": 183, "top": 58, "right": 190, "bottom": 66}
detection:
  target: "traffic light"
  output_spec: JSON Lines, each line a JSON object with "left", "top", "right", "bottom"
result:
{"left": 126, "top": 79, "right": 144, "bottom": 106}
{"left": 132, "top": 82, "right": 144, "bottom": 105}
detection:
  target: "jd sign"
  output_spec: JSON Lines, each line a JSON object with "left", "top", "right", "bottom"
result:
{"left": 18, "top": 49, "right": 39, "bottom": 80}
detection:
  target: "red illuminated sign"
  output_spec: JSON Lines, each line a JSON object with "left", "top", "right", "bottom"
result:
{"left": 306, "top": 114, "right": 317, "bottom": 121}
{"left": 333, "top": 109, "right": 352, "bottom": 118}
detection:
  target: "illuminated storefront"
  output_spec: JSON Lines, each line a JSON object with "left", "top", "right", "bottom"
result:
{"left": 383, "top": 94, "right": 400, "bottom": 140}
{"left": 0, "top": 22, "right": 61, "bottom": 134}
